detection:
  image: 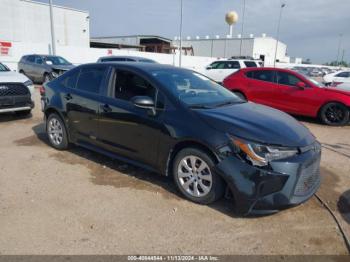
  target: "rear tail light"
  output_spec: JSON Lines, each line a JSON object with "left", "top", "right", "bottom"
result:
{"left": 39, "top": 85, "right": 46, "bottom": 96}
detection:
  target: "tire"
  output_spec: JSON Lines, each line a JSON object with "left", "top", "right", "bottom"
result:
{"left": 46, "top": 113, "right": 69, "bottom": 150}
{"left": 233, "top": 91, "right": 246, "bottom": 101}
{"left": 172, "top": 147, "right": 224, "bottom": 204}
{"left": 43, "top": 73, "right": 51, "bottom": 83}
{"left": 15, "top": 110, "right": 31, "bottom": 117}
{"left": 320, "top": 102, "right": 349, "bottom": 126}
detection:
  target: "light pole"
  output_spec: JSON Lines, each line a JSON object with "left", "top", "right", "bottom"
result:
{"left": 336, "top": 33, "right": 343, "bottom": 66}
{"left": 49, "top": 0, "right": 56, "bottom": 55}
{"left": 273, "top": 3, "right": 286, "bottom": 67}
{"left": 178, "top": 0, "right": 183, "bottom": 67}
{"left": 239, "top": 0, "right": 246, "bottom": 56}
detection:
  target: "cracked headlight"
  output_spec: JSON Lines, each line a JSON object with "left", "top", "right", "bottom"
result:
{"left": 231, "top": 137, "right": 298, "bottom": 167}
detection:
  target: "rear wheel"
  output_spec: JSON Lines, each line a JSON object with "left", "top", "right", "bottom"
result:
{"left": 43, "top": 73, "right": 51, "bottom": 83}
{"left": 320, "top": 102, "right": 349, "bottom": 126}
{"left": 172, "top": 148, "right": 224, "bottom": 204}
{"left": 46, "top": 113, "right": 69, "bottom": 150}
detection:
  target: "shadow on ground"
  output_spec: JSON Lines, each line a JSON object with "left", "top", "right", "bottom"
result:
{"left": 338, "top": 190, "right": 350, "bottom": 224}
{"left": 30, "top": 123, "right": 241, "bottom": 218}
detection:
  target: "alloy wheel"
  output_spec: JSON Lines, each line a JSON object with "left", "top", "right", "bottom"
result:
{"left": 177, "top": 155, "right": 213, "bottom": 198}
{"left": 324, "top": 105, "right": 346, "bottom": 124}
{"left": 48, "top": 118, "right": 64, "bottom": 146}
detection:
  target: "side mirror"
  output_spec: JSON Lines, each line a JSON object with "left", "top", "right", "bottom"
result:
{"left": 131, "top": 96, "right": 155, "bottom": 109}
{"left": 46, "top": 61, "right": 53, "bottom": 65}
{"left": 296, "top": 81, "right": 306, "bottom": 89}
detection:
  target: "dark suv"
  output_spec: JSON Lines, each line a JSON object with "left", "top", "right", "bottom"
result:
{"left": 41, "top": 62, "right": 321, "bottom": 215}
{"left": 18, "top": 54, "right": 74, "bottom": 83}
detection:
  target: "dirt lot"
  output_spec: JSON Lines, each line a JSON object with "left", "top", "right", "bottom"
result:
{"left": 0, "top": 87, "right": 349, "bottom": 255}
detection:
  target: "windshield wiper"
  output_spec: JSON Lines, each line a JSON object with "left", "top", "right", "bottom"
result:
{"left": 213, "top": 100, "right": 243, "bottom": 108}
{"left": 189, "top": 104, "right": 213, "bottom": 109}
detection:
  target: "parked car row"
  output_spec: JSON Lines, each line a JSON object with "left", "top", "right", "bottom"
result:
{"left": 291, "top": 66, "right": 336, "bottom": 77}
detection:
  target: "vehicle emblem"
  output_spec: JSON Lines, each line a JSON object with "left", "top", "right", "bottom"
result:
{"left": 0, "top": 85, "right": 9, "bottom": 91}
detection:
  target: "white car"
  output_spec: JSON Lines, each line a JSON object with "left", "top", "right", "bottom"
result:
{"left": 0, "top": 62, "right": 35, "bottom": 116}
{"left": 203, "top": 59, "right": 260, "bottom": 83}
{"left": 336, "top": 82, "right": 350, "bottom": 91}
{"left": 323, "top": 70, "right": 350, "bottom": 85}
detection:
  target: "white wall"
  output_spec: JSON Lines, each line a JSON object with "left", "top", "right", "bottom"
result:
{"left": 253, "top": 37, "right": 288, "bottom": 66}
{"left": 1, "top": 42, "right": 216, "bottom": 72}
{"left": 0, "top": 0, "right": 90, "bottom": 48}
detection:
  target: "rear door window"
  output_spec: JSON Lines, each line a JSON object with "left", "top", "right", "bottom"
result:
{"left": 224, "top": 61, "right": 240, "bottom": 69}
{"left": 34, "top": 56, "right": 43, "bottom": 64}
{"left": 244, "top": 61, "right": 258, "bottom": 68}
{"left": 60, "top": 69, "right": 79, "bottom": 89}
{"left": 76, "top": 66, "right": 107, "bottom": 94}
{"left": 246, "top": 70, "right": 276, "bottom": 83}
{"left": 27, "top": 56, "right": 35, "bottom": 63}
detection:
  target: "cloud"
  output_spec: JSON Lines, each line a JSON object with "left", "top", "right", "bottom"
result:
{"left": 37, "top": 0, "right": 350, "bottom": 63}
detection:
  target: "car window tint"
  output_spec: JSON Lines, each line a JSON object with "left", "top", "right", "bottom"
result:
{"left": 224, "top": 61, "right": 240, "bottom": 69}
{"left": 114, "top": 70, "right": 156, "bottom": 102}
{"left": 60, "top": 70, "right": 79, "bottom": 89}
{"left": 249, "top": 70, "right": 275, "bottom": 83}
{"left": 244, "top": 61, "right": 257, "bottom": 67}
{"left": 336, "top": 72, "right": 350, "bottom": 78}
{"left": 209, "top": 62, "right": 220, "bottom": 69}
{"left": 27, "top": 56, "right": 35, "bottom": 63}
{"left": 277, "top": 71, "right": 301, "bottom": 86}
{"left": 102, "top": 57, "right": 126, "bottom": 62}
{"left": 76, "top": 66, "right": 107, "bottom": 94}
{"left": 34, "top": 56, "right": 43, "bottom": 64}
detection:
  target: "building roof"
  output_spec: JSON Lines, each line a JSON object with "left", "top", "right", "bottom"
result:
{"left": 91, "top": 35, "right": 172, "bottom": 43}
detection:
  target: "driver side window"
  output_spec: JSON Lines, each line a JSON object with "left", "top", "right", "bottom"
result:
{"left": 277, "top": 71, "right": 301, "bottom": 87}
{"left": 113, "top": 70, "right": 156, "bottom": 102}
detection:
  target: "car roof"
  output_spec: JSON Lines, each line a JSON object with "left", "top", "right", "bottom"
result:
{"left": 82, "top": 62, "right": 187, "bottom": 73}
{"left": 98, "top": 55, "right": 154, "bottom": 60}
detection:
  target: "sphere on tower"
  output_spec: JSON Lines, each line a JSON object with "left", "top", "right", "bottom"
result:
{"left": 225, "top": 11, "right": 239, "bottom": 25}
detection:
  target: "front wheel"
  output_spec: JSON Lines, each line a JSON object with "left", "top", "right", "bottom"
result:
{"left": 320, "top": 102, "right": 349, "bottom": 126}
{"left": 172, "top": 148, "right": 224, "bottom": 204}
{"left": 46, "top": 113, "right": 69, "bottom": 150}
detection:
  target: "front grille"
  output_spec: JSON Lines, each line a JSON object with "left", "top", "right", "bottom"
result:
{"left": 294, "top": 157, "right": 320, "bottom": 196}
{"left": 0, "top": 83, "right": 29, "bottom": 97}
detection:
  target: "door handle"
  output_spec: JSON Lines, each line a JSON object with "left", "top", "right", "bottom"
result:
{"left": 64, "top": 93, "right": 73, "bottom": 101}
{"left": 100, "top": 104, "right": 112, "bottom": 113}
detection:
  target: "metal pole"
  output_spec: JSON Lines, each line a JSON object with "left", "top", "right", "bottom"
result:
{"left": 336, "top": 33, "right": 343, "bottom": 66}
{"left": 49, "top": 0, "right": 56, "bottom": 55}
{"left": 179, "top": 0, "right": 183, "bottom": 67}
{"left": 273, "top": 3, "right": 285, "bottom": 67}
{"left": 239, "top": 0, "right": 246, "bottom": 56}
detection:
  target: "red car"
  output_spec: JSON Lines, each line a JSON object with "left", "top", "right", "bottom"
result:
{"left": 223, "top": 67, "right": 350, "bottom": 126}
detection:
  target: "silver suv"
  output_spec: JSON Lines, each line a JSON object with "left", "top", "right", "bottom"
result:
{"left": 18, "top": 54, "right": 74, "bottom": 83}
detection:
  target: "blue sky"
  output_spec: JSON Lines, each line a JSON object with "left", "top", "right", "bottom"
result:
{"left": 38, "top": 0, "right": 350, "bottom": 63}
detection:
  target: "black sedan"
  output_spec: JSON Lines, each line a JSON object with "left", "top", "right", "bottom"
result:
{"left": 41, "top": 62, "right": 321, "bottom": 215}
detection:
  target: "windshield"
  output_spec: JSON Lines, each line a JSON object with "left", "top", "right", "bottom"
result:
{"left": 303, "top": 74, "right": 325, "bottom": 87}
{"left": 152, "top": 69, "right": 243, "bottom": 108}
{"left": 0, "top": 63, "right": 10, "bottom": 72}
{"left": 45, "top": 56, "right": 71, "bottom": 65}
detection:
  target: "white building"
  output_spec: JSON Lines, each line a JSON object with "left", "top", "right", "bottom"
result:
{"left": 0, "top": 0, "right": 90, "bottom": 51}
{"left": 173, "top": 35, "right": 297, "bottom": 66}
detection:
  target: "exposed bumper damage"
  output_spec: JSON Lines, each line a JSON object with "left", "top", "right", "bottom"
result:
{"left": 214, "top": 144, "right": 321, "bottom": 216}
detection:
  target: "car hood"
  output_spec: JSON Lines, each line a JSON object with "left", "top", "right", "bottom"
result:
{"left": 324, "top": 87, "right": 350, "bottom": 96}
{"left": 52, "top": 64, "right": 75, "bottom": 71}
{"left": 0, "top": 71, "right": 30, "bottom": 83}
{"left": 195, "top": 102, "right": 315, "bottom": 147}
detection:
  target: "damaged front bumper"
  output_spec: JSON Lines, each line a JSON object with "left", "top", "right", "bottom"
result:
{"left": 214, "top": 142, "right": 321, "bottom": 216}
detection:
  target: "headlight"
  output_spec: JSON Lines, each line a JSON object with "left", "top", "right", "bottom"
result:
{"left": 231, "top": 137, "right": 298, "bottom": 167}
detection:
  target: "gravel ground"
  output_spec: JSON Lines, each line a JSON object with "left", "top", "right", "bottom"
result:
{"left": 0, "top": 87, "right": 349, "bottom": 255}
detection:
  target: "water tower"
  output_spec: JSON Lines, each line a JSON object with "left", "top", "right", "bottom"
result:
{"left": 225, "top": 11, "right": 238, "bottom": 37}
